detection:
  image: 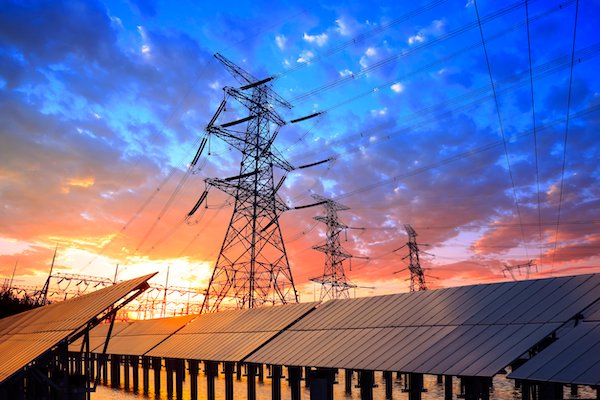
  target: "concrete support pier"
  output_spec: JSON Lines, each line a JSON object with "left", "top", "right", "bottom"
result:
{"left": 142, "top": 356, "right": 150, "bottom": 394}
{"left": 309, "top": 368, "right": 336, "bottom": 400}
{"left": 188, "top": 359, "right": 199, "bottom": 400}
{"left": 205, "top": 360, "right": 219, "bottom": 400}
{"left": 288, "top": 366, "right": 303, "bottom": 400}
{"left": 271, "top": 364, "right": 283, "bottom": 400}
{"left": 444, "top": 375, "right": 452, "bottom": 400}
{"left": 359, "top": 370, "right": 375, "bottom": 400}
{"left": 175, "top": 359, "right": 184, "bottom": 400}
{"left": 131, "top": 355, "right": 139, "bottom": 392}
{"left": 224, "top": 361, "right": 235, "bottom": 400}
{"left": 345, "top": 369, "right": 353, "bottom": 395}
{"left": 383, "top": 371, "right": 393, "bottom": 399}
{"left": 247, "top": 363, "right": 258, "bottom": 400}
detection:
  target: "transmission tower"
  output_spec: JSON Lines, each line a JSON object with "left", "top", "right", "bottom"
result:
{"left": 309, "top": 194, "right": 356, "bottom": 300}
{"left": 404, "top": 224, "right": 427, "bottom": 292}
{"left": 503, "top": 260, "right": 536, "bottom": 280}
{"left": 192, "top": 53, "right": 298, "bottom": 312}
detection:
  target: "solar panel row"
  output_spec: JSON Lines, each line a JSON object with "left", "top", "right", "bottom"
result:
{"left": 0, "top": 273, "right": 155, "bottom": 384}
{"left": 246, "top": 274, "right": 600, "bottom": 378}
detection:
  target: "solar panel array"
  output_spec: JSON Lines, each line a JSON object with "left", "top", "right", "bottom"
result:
{"left": 147, "top": 302, "right": 318, "bottom": 361}
{"left": 0, "top": 273, "right": 155, "bottom": 384}
{"left": 508, "top": 299, "right": 600, "bottom": 385}
{"left": 246, "top": 274, "right": 600, "bottom": 377}
{"left": 103, "top": 314, "right": 196, "bottom": 355}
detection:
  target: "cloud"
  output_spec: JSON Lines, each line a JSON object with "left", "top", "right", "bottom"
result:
{"left": 275, "top": 34, "right": 287, "bottom": 50}
{"left": 407, "top": 19, "right": 445, "bottom": 45}
{"left": 390, "top": 82, "right": 404, "bottom": 93}
{"left": 303, "top": 32, "right": 328, "bottom": 47}
{"left": 297, "top": 49, "right": 315, "bottom": 64}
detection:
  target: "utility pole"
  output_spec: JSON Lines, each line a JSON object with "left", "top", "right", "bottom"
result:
{"left": 37, "top": 244, "right": 58, "bottom": 305}
{"left": 309, "top": 195, "right": 356, "bottom": 301}
{"left": 193, "top": 53, "right": 298, "bottom": 312}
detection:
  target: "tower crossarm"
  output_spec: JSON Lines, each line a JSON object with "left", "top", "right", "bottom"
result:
{"left": 214, "top": 53, "right": 292, "bottom": 109}
{"left": 224, "top": 87, "right": 286, "bottom": 126}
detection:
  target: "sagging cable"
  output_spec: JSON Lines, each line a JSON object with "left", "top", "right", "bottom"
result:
{"left": 240, "top": 77, "right": 274, "bottom": 90}
{"left": 187, "top": 190, "right": 209, "bottom": 217}
{"left": 294, "top": 200, "right": 327, "bottom": 210}
{"left": 191, "top": 137, "right": 208, "bottom": 166}
{"left": 297, "top": 158, "right": 331, "bottom": 169}
{"left": 221, "top": 115, "right": 254, "bottom": 128}
{"left": 290, "top": 111, "right": 323, "bottom": 123}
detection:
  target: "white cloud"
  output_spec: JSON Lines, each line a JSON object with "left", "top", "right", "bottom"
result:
{"left": 408, "top": 33, "right": 425, "bottom": 45}
{"left": 371, "top": 107, "right": 388, "bottom": 117}
{"left": 365, "top": 47, "right": 377, "bottom": 57}
{"left": 303, "top": 32, "right": 328, "bottom": 47}
{"left": 275, "top": 34, "right": 287, "bottom": 50}
{"left": 335, "top": 17, "right": 352, "bottom": 36}
{"left": 209, "top": 81, "right": 220, "bottom": 90}
{"left": 297, "top": 50, "right": 315, "bottom": 64}
{"left": 339, "top": 69, "right": 354, "bottom": 78}
{"left": 391, "top": 83, "right": 404, "bottom": 93}
{"left": 408, "top": 19, "right": 446, "bottom": 45}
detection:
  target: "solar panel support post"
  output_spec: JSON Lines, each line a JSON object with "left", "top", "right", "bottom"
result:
{"left": 358, "top": 369, "right": 375, "bottom": 400}
{"left": 166, "top": 358, "right": 174, "bottom": 398}
{"left": 152, "top": 357, "right": 162, "bottom": 396}
{"left": 123, "top": 355, "right": 130, "bottom": 390}
{"left": 407, "top": 373, "right": 424, "bottom": 400}
{"left": 287, "top": 366, "right": 302, "bottom": 400}
{"left": 537, "top": 382, "right": 563, "bottom": 400}
{"left": 110, "top": 354, "right": 121, "bottom": 388}
{"left": 204, "top": 361, "right": 219, "bottom": 400}
{"left": 345, "top": 369, "right": 353, "bottom": 394}
{"left": 309, "top": 368, "right": 336, "bottom": 400}
{"left": 224, "top": 362, "right": 235, "bottom": 400}
{"left": 305, "top": 366, "right": 312, "bottom": 387}
{"left": 175, "top": 359, "right": 184, "bottom": 400}
{"left": 141, "top": 356, "right": 150, "bottom": 394}
{"left": 258, "top": 363, "right": 264, "bottom": 383}
{"left": 236, "top": 362, "right": 243, "bottom": 380}
{"left": 444, "top": 375, "right": 452, "bottom": 400}
{"left": 188, "top": 359, "right": 199, "bottom": 400}
{"left": 131, "top": 356, "right": 139, "bottom": 392}
{"left": 383, "top": 371, "right": 393, "bottom": 399}
{"left": 570, "top": 384, "right": 578, "bottom": 396}
{"left": 247, "top": 363, "right": 257, "bottom": 400}
{"left": 271, "top": 364, "right": 283, "bottom": 400}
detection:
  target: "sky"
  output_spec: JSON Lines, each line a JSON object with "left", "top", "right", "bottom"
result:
{"left": 1, "top": 0, "right": 599, "bottom": 302}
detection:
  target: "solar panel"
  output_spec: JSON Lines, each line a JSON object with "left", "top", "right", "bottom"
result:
{"left": 245, "top": 274, "right": 600, "bottom": 377}
{"left": 0, "top": 273, "right": 155, "bottom": 384}
{"left": 102, "top": 314, "right": 196, "bottom": 356}
{"left": 146, "top": 302, "right": 317, "bottom": 362}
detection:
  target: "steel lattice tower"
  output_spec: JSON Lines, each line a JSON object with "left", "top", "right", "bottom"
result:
{"left": 197, "top": 54, "right": 298, "bottom": 312}
{"left": 405, "top": 224, "right": 427, "bottom": 291}
{"left": 310, "top": 194, "right": 356, "bottom": 300}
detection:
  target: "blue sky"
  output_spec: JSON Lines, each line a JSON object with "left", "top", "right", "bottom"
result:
{"left": 0, "top": 0, "right": 599, "bottom": 298}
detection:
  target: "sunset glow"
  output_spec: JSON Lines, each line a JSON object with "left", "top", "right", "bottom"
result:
{"left": 1, "top": 0, "right": 599, "bottom": 301}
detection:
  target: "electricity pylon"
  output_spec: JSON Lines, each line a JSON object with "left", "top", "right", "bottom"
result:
{"left": 404, "top": 224, "right": 427, "bottom": 292}
{"left": 310, "top": 194, "right": 356, "bottom": 300}
{"left": 193, "top": 53, "right": 298, "bottom": 312}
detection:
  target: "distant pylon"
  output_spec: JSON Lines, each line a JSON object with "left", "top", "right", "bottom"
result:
{"left": 405, "top": 224, "right": 427, "bottom": 292}
{"left": 194, "top": 53, "right": 298, "bottom": 312}
{"left": 310, "top": 194, "right": 356, "bottom": 300}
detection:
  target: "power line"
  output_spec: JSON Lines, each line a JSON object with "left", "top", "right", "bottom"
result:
{"left": 525, "top": 0, "right": 544, "bottom": 270}
{"left": 552, "top": 0, "right": 580, "bottom": 270}
{"left": 474, "top": 0, "right": 529, "bottom": 262}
